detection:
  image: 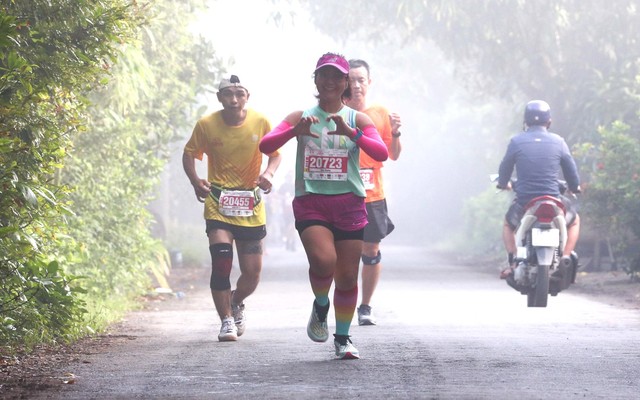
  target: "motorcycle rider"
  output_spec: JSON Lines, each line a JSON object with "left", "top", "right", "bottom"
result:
{"left": 497, "top": 100, "right": 581, "bottom": 279}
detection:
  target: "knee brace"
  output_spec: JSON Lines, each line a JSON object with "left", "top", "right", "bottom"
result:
{"left": 362, "top": 251, "right": 381, "bottom": 266}
{"left": 209, "top": 243, "right": 233, "bottom": 290}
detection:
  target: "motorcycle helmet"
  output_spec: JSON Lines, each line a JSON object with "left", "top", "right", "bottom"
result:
{"left": 524, "top": 100, "right": 551, "bottom": 126}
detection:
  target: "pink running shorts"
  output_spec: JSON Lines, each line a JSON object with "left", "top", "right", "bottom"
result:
{"left": 292, "top": 192, "right": 368, "bottom": 232}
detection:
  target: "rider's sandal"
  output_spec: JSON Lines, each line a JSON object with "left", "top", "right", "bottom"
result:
{"left": 499, "top": 266, "right": 515, "bottom": 280}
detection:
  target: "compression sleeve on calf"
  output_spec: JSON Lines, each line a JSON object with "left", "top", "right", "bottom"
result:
{"left": 210, "top": 243, "right": 233, "bottom": 290}
{"left": 354, "top": 124, "right": 389, "bottom": 162}
{"left": 259, "top": 120, "right": 295, "bottom": 154}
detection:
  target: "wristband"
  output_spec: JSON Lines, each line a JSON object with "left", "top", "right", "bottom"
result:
{"left": 392, "top": 131, "right": 401, "bottom": 138}
{"left": 351, "top": 128, "right": 364, "bottom": 142}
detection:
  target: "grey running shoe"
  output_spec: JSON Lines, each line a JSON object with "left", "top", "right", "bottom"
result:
{"left": 357, "top": 304, "right": 376, "bottom": 326}
{"left": 334, "top": 334, "right": 360, "bottom": 360}
{"left": 307, "top": 300, "right": 330, "bottom": 342}
{"left": 231, "top": 290, "right": 246, "bottom": 336}
{"left": 218, "top": 318, "right": 238, "bottom": 342}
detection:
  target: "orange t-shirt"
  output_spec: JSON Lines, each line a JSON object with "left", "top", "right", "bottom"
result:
{"left": 359, "top": 105, "right": 392, "bottom": 202}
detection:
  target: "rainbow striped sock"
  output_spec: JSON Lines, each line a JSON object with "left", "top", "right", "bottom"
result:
{"left": 334, "top": 286, "right": 358, "bottom": 336}
{"left": 309, "top": 269, "right": 333, "bottom": 307}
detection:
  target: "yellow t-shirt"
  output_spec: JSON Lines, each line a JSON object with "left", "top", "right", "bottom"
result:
{"left": 184, "top": 109, "right": 277, "bottom": 226}
{"left": 359, "top": 104, "right": 392, "bottom": 202}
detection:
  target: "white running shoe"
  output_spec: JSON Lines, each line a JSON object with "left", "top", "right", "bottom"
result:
{"left": 334, "top": 335, "right": 360, "bottom": 360}
{"left": 357, "top": 304, "right": 376, "bottom": 326}
{"left": 231, "top": 290, "right": 246, "bottom": 336}
{"left": 307, "top": 300, "right": 329, "bottom": 342}
{"left": 218, "top": 317, "right": 238, "bottom": 342}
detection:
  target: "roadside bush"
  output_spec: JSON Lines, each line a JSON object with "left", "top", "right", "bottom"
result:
{"left": 574, "top": 121, "right": 640, "bottom": 275}
{"left": 456, "top": 186, "right": 511, "bottom": 255}
{"left": 1, "top": 0, "right": 217, "bottom": 349}
{"left": 0, "top": 2, "right": 136, "bottom": 346}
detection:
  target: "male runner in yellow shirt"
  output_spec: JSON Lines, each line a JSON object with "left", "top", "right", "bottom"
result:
{"left": 183, "top": 75, "right": 281, "bottom": 341}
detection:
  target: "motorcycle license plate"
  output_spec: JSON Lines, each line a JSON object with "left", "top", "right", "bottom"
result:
{"left": 531, "top": 228, "right": 559, "bottom": 247}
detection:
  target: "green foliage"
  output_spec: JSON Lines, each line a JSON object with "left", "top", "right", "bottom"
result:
{"left": 1, "top": 257, "right": 87, "bottom": 346}
{"left": 296, "top": 0, "right": 640, "bottom": 256}
{"left": 456, "top": 186, "right": 512, "bottom": 255}
{"left": 0, "top": 1, "right": 139, "bottom": 347}
{"left": 1, "top": 0, "right": 218, "bottom": 349}
{"left": 59, "top": 0, "right": 217, "bottom": 302}
{"left": 574, "top": 121, "right": 640, "bottom": 273}
{"left": 624, "top": 256, "right": 640, "bottom": 281}
{"left": 298, "top": 0, "right": 640, "bottom": 143}
{"left": 576, "top": 121, "right": 640, "bottom": 234}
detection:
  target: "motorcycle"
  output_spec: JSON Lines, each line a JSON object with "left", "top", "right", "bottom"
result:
{"left": 490, "top": 175, "right": 579, "bottom": 307}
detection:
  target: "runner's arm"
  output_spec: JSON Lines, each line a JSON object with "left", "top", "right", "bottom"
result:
{"left": 389, "top": 111, "right": 402, "bottom": 161}
{"left": 257, "top": 152, "right": 282, "bottom": 192}
{"left": 259, "top": 120, "right": 296, "bottom": 154}
{"left": 354, "top": 111, "right": 389, "bottom": 161}
{"left": 353, "top": 124, "right": 388, "bottom": 162}
{"left": 182, "top": 151, "right": 211, "bottom": 201}
{"left": 260, "top": 111, "right": 314, "bottom": 154}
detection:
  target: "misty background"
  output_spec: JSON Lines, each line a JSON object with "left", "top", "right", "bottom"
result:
{"left": 151, "top": 0, "right": 514, "bottom": 263}
{"left": 151, "top": 0, "right": 638, "bottom": 265}
{"left": 7, "top": 0, "right": 638, "bottom": 351}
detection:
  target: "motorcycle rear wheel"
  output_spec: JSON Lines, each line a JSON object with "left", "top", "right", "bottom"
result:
{"left": 527, "top": 264, "right": 549, "bottom": 307}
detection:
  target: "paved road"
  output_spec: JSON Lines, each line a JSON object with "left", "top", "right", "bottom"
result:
{"left": 49, "top": 245, "right": 639, "bottom": 399}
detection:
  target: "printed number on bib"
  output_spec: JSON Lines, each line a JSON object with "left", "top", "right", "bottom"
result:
{"left": 303, "top": 148, "right": 348, "bottom": 181}
{"left": 360, "top": 168, "right": 374, "bottom": 190}
{"left": 218, "top": 190, "right": 255, "bottom": 217}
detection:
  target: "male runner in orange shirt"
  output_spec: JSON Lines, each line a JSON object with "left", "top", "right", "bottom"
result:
{"left": 345, "top": 59, "right": 403, "bottom": 325}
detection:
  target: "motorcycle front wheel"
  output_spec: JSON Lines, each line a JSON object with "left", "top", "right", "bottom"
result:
{"left": 527, "top": 264, "right": 549, "bottom": 307}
